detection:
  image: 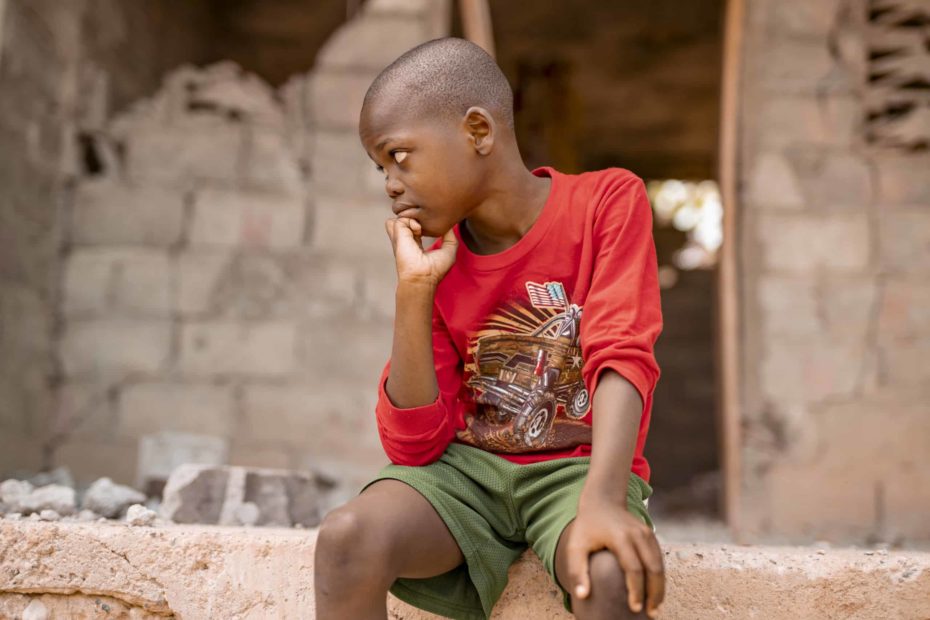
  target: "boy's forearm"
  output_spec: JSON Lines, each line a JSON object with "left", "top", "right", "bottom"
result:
{"left": 384, "top": 280, "right": 441, "bottom": 408}
{"left": 579, "top": 369, "right": 643, "bottom": 507}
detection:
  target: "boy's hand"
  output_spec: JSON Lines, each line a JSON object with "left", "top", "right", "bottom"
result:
{"left": 385, "top": 217, "right": 458, "bottom": 286}
{"left": 566, "top": 497, "right": 665, "bottom": 618}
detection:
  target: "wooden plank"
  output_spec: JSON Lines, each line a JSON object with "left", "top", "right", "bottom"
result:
{"left": 460, "top": 0, "right": 495, "bottom": 58}
{"left": 717, "top": 0, "right": 745, "bottom": 538}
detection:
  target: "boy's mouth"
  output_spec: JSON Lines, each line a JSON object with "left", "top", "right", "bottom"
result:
{"left": 392, "top": 203, "right": 420, "bottom": 218}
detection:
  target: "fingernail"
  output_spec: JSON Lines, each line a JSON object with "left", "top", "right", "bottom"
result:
{"left": 574, "top": 585, "right": 585, "bottom": 597}
{"left": 632, "top": 602, "right": 643, "bottom": 613}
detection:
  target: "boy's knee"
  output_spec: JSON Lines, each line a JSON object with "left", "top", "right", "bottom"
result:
{"left": 316, "top": 507, "right": 391, "bottom": 569}
{"left": 572, "top": 550, "right": 647, "bottom": 618}
{"left": 588, "top": 550, "right": 628, "bottom": 601}
{"left": 318, "top": 507, "right": 359, "bottom": 544}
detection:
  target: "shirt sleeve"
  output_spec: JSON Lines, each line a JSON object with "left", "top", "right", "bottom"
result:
{"left": 374, "top": 301, "right": 462, "bottom": 466}
{"left": 580, "top": 170, "right": 663, "bottom": 418}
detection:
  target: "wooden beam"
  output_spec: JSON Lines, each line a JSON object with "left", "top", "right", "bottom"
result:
{"left": 460, "top": 0, "right": 495, "bottom": 58}
{"left": 0, "top": 0, "right": 7, "bottom": 71}
{"left": 717, "top": 0, "right": 745, "bottom": 539}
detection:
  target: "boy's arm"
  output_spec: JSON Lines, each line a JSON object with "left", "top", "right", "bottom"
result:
{"left": 385, "top": 280, "right": 443, "bottom": 408}
{"left": 569, "top": 370, "right": 665, "bottom": 618}
{"left": 565, "top": 171, "right": 665, "bottom": 617}
{"left": 374, "top": 217, "right": 461, "bottom": 466}
{"left": 579, "top": 172, "right": 662, "bottom": 436}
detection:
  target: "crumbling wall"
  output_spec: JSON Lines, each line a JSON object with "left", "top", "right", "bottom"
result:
{"left": 0, "top": 0, "right": 211, "bottom": 479}
{"left": 737, "top": 0, "right": 930, "bottom": 544}
{"left": 52, "top": 0, "right": 450, "bottom": 496}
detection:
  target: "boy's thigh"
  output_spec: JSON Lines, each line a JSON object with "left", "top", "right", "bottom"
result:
{"left": 360, "top": 446, "right": 527, "bottom": 620}
{"left": 518, "top": 457, "right": 593, "bottom": 583}
{"left": 329, "top": 478, "right": 465, "bottom": 578}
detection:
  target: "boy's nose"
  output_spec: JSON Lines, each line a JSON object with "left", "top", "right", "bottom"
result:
{"left": 386, "top": 176, "right": 404, "bottom": 198}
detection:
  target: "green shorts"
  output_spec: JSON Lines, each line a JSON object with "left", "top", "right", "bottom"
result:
{"left": 358, "top": 442, "right": 654, "bottom": 620}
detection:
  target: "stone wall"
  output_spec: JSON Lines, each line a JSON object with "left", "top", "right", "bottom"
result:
{"left": 737, "top": 0, "right": 930, "bottom": 544}
{"left": 0, "top": 0, "right": 211, "bottom": 479}
{"left": 51, "top": 0, "right": 450, "bottom": 497}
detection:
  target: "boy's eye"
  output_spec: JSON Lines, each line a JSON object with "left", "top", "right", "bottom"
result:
{"left": 392, "top": 151, "right": 408, "bottom": 164}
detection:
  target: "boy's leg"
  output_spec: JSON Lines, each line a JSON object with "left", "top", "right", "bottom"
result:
{"left": 519, "top": 458, "right": 656, "bottom": 620}
{"left": 314, "top": 478, "right": 465, "bottom": 620}
{"left": 554, "top": 520, "right": 650, "bottom": 620}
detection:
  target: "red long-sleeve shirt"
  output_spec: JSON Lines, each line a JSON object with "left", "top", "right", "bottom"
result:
{"left": 374, "top": 166, "right": 663, "bottom": 482}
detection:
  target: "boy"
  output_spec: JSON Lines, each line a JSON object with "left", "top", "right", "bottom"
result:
{"left": 314, "top": 37, "right": 665, "bottom": 620}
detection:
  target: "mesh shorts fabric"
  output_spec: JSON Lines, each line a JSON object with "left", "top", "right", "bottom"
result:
{"left": 358, "top": 442, "right": 654, "bottom": 620}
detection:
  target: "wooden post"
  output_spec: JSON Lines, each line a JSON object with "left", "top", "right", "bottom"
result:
{"left": 717, "top": 0, "right": 745, "bottom": 538}
{"left": 0, "top": 0, "right": 7, "bottom": 70}
{"left": 460, "top": 0, "right": 495, "bottom": 58}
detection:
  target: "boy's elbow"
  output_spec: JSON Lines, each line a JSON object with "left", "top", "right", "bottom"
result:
{"left": 378, "top": 428, "right": 451, "bottom": 467}
{"left": 384, "top": 445, "right": 446, "bottom": 467}
{"left": 387, "top": 452, "right": 442, "bottom": 467}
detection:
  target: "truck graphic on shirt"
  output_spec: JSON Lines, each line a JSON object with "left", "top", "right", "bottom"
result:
{"left": 466, "top": 287, "right": 591, "bottom": 449}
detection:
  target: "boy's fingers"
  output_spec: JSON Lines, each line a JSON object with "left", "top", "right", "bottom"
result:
{"left": 433, "top": 227, "right": 458, "bottom": 261}
{"left": 611, "top": 535, "right": 645, "bottom": 615}
{"left": 630, "top": 530, "right": 665, "bottom": 617}
{"left": 441, "top": 226, "right": 458, "bottom": 247}
{"left": 406, "top": 218, "right": 423, "bottom": 246}
{"left": 392, "top": 218, "right": 417, "bottom": 244}
{"left": 566, "top": 543, "right": 590, "bottom": 599}
{"left": 384, "top": 219, "right": 401, "bottom": 259}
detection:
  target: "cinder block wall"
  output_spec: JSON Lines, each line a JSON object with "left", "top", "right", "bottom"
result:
{"left": 0, "top": 0, "right": 212, "bottom": 478}
{"left": 53, "top": 0, "right": 451, "bottom": 498}
{"left": 737, "top": 0, "right": 930, "bottom": 544}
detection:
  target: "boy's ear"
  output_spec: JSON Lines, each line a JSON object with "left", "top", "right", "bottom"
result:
{"left": 463, "top": 106, "right": 495, "bottom": 155}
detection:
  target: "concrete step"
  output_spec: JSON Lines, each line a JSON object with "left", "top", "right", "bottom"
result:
{"left": 0, "top": 519, "right": 927, "bottom": 619}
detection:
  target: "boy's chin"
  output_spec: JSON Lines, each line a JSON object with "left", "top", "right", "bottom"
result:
{"left": 423, "top": 223, "right": 455, "bottom": 240}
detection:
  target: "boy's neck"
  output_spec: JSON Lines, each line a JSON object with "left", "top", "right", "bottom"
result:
{"left": 460, "top": 159, "right": 552, "bottom": 256}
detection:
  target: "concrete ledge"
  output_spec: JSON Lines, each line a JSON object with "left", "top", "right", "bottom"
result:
{"left": 1, "top": 520, "right": 928, "bottom": 619}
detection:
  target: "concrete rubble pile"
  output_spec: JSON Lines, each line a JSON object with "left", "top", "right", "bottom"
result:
{"left": 0, "top": 467, "right": 155, "bottom": 526}
{"left": 0, "top": 463, "right": 337, "bottom": 530}
{"left": 160, "top": 463, "right": 336, "bottom": 527}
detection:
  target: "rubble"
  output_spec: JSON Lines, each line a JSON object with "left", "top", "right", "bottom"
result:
{"left": 161, "top": 463, "right": 334, "bottom": 528}
{"left": 0, "top": 479, "right": 33, "bottom": 508}
{"left": 26, "top": 467, "right": 75, "bottom": 490}
{"left": 1, "top": 461, "right": 337, "bottom": 531}
{"left": 0, "top": 473, "right": 114, "bottom": 523}
{"left": 125, "top": 504, "right": 157, "bottom": 526}
{"left": 0, "top": 482, "right": 76, "bottom": 517}
{"left": 80, "top": 477, "right": 147, "bottom": 518}
{"left": 233, "top": 501, "right": 260, "bottom": 526}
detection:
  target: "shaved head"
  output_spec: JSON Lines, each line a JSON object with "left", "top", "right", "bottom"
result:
{"left": 362, "top": 37, "right": 514, "bottom": 130}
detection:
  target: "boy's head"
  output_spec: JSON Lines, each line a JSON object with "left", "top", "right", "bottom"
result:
{"left": 359, "top": 37, "right": 518, "bottom": 237}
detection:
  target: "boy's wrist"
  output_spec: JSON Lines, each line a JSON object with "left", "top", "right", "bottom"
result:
{"left": 396, "top": 277, "right": 439, "bottom": 296}
{"left": 580, "top": 472, "right": 631, "bottom": 509}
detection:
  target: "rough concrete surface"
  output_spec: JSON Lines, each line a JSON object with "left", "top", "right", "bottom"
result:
{"left": 1, "top": 520, "right": 928, "bottom": 619}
